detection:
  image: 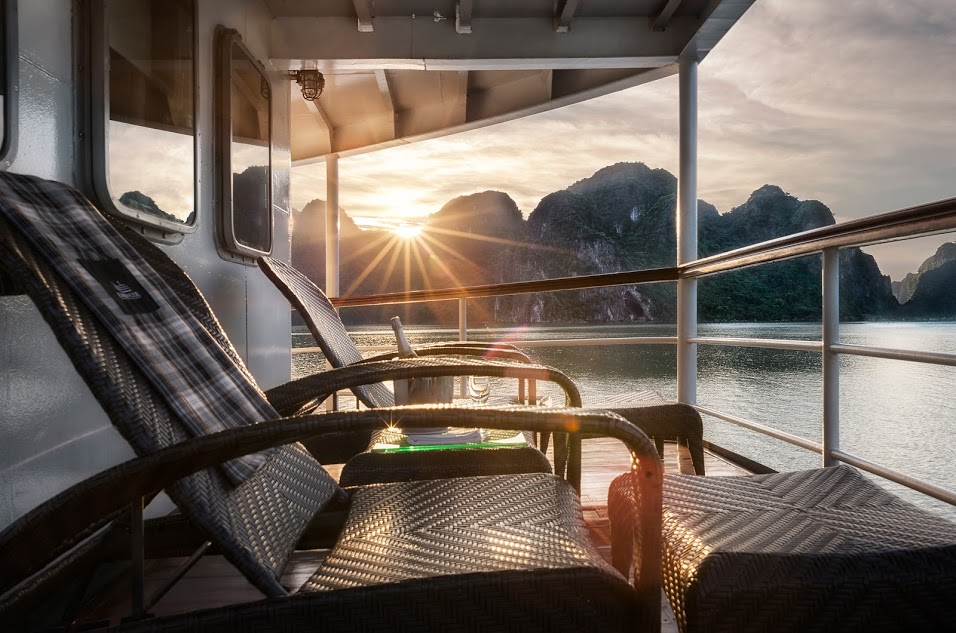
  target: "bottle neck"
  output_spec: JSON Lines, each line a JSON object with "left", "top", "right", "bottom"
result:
{"left": 390, "top": 316, "right": 417, "bottom": 358}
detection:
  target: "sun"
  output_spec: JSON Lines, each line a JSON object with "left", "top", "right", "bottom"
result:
{"left": 393, "top": 225, "right": 422, "bottom": 239}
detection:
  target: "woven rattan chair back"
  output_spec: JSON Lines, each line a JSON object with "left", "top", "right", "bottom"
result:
{"left": 110, "top": 221, "right": 257, "bottom": 387}
{"left": 0, "top": 197, "right": 341, "bottom": 598}
{"left": 258, "top": 256, "right": 395, "bottom": 408}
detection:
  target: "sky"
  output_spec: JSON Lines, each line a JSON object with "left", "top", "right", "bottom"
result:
{"left": 290, "top": 0, "right": 956, "bottom": 281}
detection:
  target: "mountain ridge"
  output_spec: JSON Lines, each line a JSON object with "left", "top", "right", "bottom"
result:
{"left": 892, "top": 242, "right": 956, "bottom": 304}
{"left": 894, "top": 242, "right": 956, "bottom": 317}
{"left": 292, "top": 162, "right": 932, "bottom": 325}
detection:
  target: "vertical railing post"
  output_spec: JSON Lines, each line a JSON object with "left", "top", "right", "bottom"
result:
{"left": 677, "top": 56, "right": 699, "bottom": 405}
{"left": 325, "top": 153, "right": 340, "bottom": 298}
{"left": 459, "top": 298, "right": 468, "bottom": 397}
{"left": 325, "top": 154, "right": 340, "bottom": 411}
{"left": 822, "top": 247, "right": 840, "bottom": 466}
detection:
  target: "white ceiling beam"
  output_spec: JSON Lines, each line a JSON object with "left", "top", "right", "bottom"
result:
{"left": 456, "top": 1, "right": 472, "bottom": 35}
{"left": 374, "top": 69, "right": 396, "bottom": 138}
{"left": 451, "top": 70, "right": 468, "bottom": 126}
{"left": 395, "top": 71, "right": 468, "bottom": 138}
{"left": 330, "top": 116, "right": 400, "bottom": 153}
{"left": 283, "top": 57, "right": 675, "bottom": 72}
{"left": 554, "top": 0, "right": 581, "bottom": 33}
{"left": 466, "top": 71, "right": 552, "bottom": 121}
{"left": 422, "top": 57, "right": 674, "bottom": 71}
{"left": 272, "top": 16, "right": 694, "bottom": 71}
{"left": 651, "top": 0, "right": 685, "bottom": 31}
{"left": 680, "top": 0, "right": 756, "bottom": 59}
{"left": 304, "top": 97, "right": 334, "bottom": 151}
{"left": 352, "top": 0, "right": 374, "bottom": 33}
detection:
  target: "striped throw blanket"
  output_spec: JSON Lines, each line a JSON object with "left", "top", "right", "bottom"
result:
{"left": 0, "top": 171, "right": 276, "bottom": 485}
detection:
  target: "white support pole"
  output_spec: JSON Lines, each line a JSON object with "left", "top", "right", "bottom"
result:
{"left": 677, "top": 56, "right": 698, "bottom": 405}
{"left": 324, "top": 155, "right": 341, "bottom": 412}
{"left": 325, "top": 154, "right": 340, "bottom": 298}
{"left": 822, "top": 247, "right": 840, "bottom": 467}
{"left": 459, "top": 298, "right": 468, "bottom": 397}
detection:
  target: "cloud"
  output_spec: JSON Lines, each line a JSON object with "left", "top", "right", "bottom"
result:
{"left": 291, "top": 0, "right": 956, "bottom": 280}
{"left": 693, "top": 0, "right": 956, "bottom": 224}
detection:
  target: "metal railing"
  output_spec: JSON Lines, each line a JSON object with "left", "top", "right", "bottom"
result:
{"left": 328, "top": 266, "right": 677, "bottom": 308}
{"left": 301, "top": 195, "right": 956, "bottom": 506}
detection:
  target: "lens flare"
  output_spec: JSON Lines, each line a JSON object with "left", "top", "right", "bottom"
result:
{"left": 393, "top": 225, "right": 423, "bottom": 239}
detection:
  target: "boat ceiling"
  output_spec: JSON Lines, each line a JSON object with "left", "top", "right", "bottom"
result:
{"left": 266, "top": 1, "right": 755, "bottom": 162}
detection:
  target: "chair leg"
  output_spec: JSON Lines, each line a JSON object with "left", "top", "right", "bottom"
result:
{"left": 688, "top": 437, "right": 705, "bottom": 475}
{"left": 607, "top": 473, "right": 635, "bottom": 577}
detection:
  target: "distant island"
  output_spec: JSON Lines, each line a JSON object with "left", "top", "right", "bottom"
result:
{"left": 891, "top": 242, "right": 956, "bottom": 318}
{"left": 292, "top": 162, "right": 955, "bottom": 326}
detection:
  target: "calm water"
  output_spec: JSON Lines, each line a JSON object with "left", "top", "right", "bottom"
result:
{"left": 293, "top": 321, "right": 956, "bottom": 519}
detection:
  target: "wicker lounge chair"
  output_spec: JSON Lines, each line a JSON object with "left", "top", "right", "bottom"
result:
{"left": 0, "top": 171, "right": 663, "bottom": 632}
{"left": 109, "top": 224, "right": 559, "bottom": 486}
{"left": 259, "top": 256, "right": 706, "bottom": 485}
{"left": 260, "top": 255, "right": 584, "bottom": 485}
{"left": 608, "top": 466, "right": 956, "bottom": 633}
{"left": 258, "top": 256, "right": 539, "bottom": 411}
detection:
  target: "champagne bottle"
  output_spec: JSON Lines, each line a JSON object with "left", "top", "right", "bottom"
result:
{"left": 390, "top": 316, "right": 453, "bottom": 409}
{"left": 389, "top": 316, "right": 417, "bottom": 358}
{"left": 389, "top": 316, "right": 453, "bottom": 409}
{"left": 390, "top": 317, "right": 416, "bottom": 405}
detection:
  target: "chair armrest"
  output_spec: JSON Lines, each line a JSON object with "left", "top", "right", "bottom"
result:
{"left": 359, "top": 342, "right": 532, "bottom": 365}
{"left": 265, "top": 356, "right": 581, "bottom": 415}
{"left": 0, "top": 406, "right": 660, "bottom": 621}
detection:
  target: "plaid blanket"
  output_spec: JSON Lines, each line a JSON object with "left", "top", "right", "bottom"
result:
{"left": 0, "top": 172, "right": 274, "bottom": 485}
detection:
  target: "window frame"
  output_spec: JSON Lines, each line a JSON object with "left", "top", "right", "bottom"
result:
{"left": 90, "top": 0, "right": 199, "bottom": 236}
{"left": 0, "top": 0, "right": 18, "bottom": 167}
{"left": 215, "top": 26, "right": 273, "bottom": 260}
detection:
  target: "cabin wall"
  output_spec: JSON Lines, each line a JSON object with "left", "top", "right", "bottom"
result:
{"left": 0, "top": 0, "right": 131, "bottom": 530}
{"left": 163, "top": 0, "right": 293, "bottom": 391}
{"left": 0, "top": 0, "right": 292, "bottom": 529}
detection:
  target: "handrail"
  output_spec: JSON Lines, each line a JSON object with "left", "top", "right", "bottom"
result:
{"left": 295, "top": 338, "right": 956, "bottom": 368}
{"left": 830, "top": 449, "right": 956, "bottom": 506}
{"left": 692, "top": 404, "right": 824, "bottom": 454}
{"left": 329, "top": 266, "right": 677, "bottom": 308}
{"left": 689, "top": 336, "right": 821, "bottom": 352}
{"left": 292, "top": 336, "right": 678, "bottom": 356}
{"left": 682, "top": 195, "right": 956, "bottom": 278}
{"left": 830, "top": 343, "right": 956, "bottom": 367}
{"left": 692, "top": 404, "right": 956, "bottom": 507}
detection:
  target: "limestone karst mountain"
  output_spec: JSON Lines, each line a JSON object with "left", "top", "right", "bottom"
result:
{"left": 894, "top": 243, "right": 956, "bottom": 318}
{"left": 292, "top": 163, "right": 903, "bottom": 325}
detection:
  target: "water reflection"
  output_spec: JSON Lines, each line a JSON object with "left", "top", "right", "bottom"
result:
{"left": 228, "top": 41, "right": 271, "bottom": 252}
{"left": 106, "top": 0, "right": 195, "bottom": 224}
{"left": 109, "top": 121, "right": 194, "bottom": 222}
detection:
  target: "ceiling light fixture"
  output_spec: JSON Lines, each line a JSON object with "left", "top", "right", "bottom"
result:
{"left": 293, "top": 69, "right": 325, "bottom": 101}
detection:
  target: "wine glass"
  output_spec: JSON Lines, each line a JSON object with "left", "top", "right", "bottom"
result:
{"left": 467, "top": 375, "right": 491, "bottom": 404}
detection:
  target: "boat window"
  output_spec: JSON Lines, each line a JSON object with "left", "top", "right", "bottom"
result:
{"left": 217, "top": 29, "right": 272, "bottom": 258}
{"left": 94, "top": 0, "right": 196, "bottom": 230}
{"left": 0, "top": 0, "right": 17, "bottom": 167}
